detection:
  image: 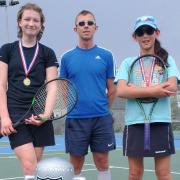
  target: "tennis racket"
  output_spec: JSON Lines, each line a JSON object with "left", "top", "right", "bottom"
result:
{"left": 0, "top": 78, "right": 78, "bottom": 139}
{"left": 128, "top": 54, "right": 168, "bottom": 150}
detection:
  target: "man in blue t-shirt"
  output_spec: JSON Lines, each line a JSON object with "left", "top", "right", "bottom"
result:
{"left": 59, "top": 10, "right": 116, "bottom": 180}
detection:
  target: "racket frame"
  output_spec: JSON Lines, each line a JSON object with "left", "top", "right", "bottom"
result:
{"left": 128, "top": 54, "right": 168, "bottom": 150}
{"left": 0, "top": 78, "right": 78, "bottom": 138}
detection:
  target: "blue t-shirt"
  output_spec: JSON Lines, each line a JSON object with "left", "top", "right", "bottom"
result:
{"left": 115, "top": 55, "right": 180, "bottom": 125}
{"left": 59, "top": 45, "right": 115, "bottom": 118}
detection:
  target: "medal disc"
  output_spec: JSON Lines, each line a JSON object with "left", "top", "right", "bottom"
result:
{"left": 23, "top": 77, "right": 31, "bottom": 86}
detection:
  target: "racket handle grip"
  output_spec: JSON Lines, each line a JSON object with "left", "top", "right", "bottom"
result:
{"left": 144, "top": 123, "right": 150, "bottom": 151}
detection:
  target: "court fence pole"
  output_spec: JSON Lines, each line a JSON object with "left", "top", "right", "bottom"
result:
{"left": 0, "top": 0, "right": 20, "bottom": 42}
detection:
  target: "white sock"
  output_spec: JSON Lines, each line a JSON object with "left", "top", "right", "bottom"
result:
{"left": 74, "top": 173, "right": 87, "bottom": 180}
{"left": 97, "top": 169, "right": 111, "bottom": 180}
{"left": 74, "top": 177, "right": 86, "bottom": 180}
{"left": 74, "top": 173, "right": 82, "bottom": 177}
{"left": 24, "top": 175, "right": 35, "bottom": 180}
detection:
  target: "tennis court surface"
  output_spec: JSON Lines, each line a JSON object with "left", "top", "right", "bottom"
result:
{"left": 0, "top": 134, "right": 180, "bottom": 180}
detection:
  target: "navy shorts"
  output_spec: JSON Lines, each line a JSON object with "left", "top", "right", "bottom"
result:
{"left": 8, "top": 121, "right": 55, "bottom": 149}
{"left": 123, "top": 123, "right": 175, "bottom": 157}
{"left": 65, "top": 114, "right": 116, "bottom": 156}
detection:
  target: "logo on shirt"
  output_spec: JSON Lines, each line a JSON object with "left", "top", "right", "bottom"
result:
{"left": 95, "top": 55, "right": 102, "bottom": 60}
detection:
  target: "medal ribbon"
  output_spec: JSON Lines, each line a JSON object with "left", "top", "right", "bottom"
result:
{"left": 139, "top": 57, "right": 155, "bottom": 87}
{"left": 19, "top": 40, "right": 39, "bottom": 77}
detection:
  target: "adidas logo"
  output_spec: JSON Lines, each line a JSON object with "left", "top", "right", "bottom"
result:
{"left": 95, "top": 55, "right": 102, "bottom": 60}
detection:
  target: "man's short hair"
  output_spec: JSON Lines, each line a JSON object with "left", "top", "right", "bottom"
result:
{"left": 75, "top": 10, "right": 96, "bottom": 25}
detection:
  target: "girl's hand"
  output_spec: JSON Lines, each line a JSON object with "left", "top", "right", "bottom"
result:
{"left": 25, "top": 114, "right": 46, "bottom": 126}
{"left": 152, "top": 82, "right": 176, "bottom": 97}
{"left": 0, "top": 117, "right": 17, "bottom": 136}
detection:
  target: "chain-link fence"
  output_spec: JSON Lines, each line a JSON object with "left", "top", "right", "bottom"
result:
{"left": 53, "top": 86, "right": 180, "bottom": 135}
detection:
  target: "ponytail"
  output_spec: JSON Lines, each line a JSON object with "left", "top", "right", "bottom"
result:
{"left": 154, "top": 39, "right": 168, "bottom": 65}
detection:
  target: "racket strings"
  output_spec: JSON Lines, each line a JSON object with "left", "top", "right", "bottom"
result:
{"left": 130, "top": 57, "right": 166, "bottom": 87}
{"left": 33, "top": 88, "right": 47, "bottom": 115}
{"left": 33, "top": 79, "right": 77, "bottom": 120}
{"left": 129, "top": 56, "right": 167, "bottom": 103}
{"left": 52, "top": 80, "right": 77, "bottom": 118}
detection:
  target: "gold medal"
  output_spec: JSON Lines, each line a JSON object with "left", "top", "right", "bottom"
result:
{"left": 19, "top": 40, "right": 39, "bottom": 87}
{"left": 23, "top": 77, "right": 31, "bottom": 86}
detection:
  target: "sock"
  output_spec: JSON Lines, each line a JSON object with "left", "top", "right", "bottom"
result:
{"left": 74, "top": 176, "right": 86, "bottom": 180}
{"left": 97, "top": 169, "right": 111, "bottom": 180}
{"left": 73, "top": 173, "right": 87, "bottom": 180}
{"left": 74, "top": 173, "right": 82, "bottom": 177}
{"left": 24, "top": 175, "right": 35, "bottom": 180}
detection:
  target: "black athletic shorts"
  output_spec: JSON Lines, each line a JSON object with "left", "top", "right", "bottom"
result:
{"left": 8, "top": 121, "right": 55, "bottom": 149}
{"left": 123, "top": 122, "right": 175, "bottom": 157}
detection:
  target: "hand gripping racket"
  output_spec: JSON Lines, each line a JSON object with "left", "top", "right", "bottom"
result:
{"left": 0, "top": 78, "right": 78, "bottom": 139}
{"left": 128, "top": 54, "right": 168, "bottom": 150}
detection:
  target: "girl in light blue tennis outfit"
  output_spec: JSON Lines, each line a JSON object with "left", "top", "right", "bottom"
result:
{"left": 115, "top": 15, "right": 180, "bottom": 180}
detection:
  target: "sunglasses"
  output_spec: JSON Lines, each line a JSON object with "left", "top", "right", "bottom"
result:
{"left": 135, "top": 26, "right": 156, "bottom": 37}
{"left": 77, "top": 20, "right": 95, "bottom": 27}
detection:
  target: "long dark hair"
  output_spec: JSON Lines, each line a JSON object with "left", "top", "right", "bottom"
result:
{"left": 154, "top": 39, "right": 168, "bottom": 65}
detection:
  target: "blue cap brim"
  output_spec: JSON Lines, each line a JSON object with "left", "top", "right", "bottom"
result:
{"left": 134, "top": 22, "right": 157, "bottom": 32}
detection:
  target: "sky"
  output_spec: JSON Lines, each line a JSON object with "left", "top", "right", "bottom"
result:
{"left": 0, "top": 0, "right": 180, "bottom": 69}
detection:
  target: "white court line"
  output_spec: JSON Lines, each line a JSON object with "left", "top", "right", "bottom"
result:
{"left": 83, "top": 163, "right": 180, "bottom": 175}
{"left": 0, "top": 148, "right": 123, "bottom": 157}
{"left": 0, "top": 151, "right": 66, "bottom": 158}
{"left": 1, "top": 163, "right": 180, "bottom": 180}
{"left": 0, "top": 177, "right": 23, "bottom": 180}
